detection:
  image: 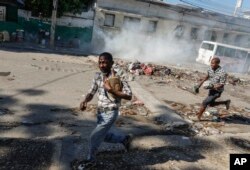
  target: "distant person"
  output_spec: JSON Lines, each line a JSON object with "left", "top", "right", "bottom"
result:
{"left": 74, "top": 52, "right": 133, "bottom": 169}
{"left": 194, "top": 57, "right": 231, "bottom": 120}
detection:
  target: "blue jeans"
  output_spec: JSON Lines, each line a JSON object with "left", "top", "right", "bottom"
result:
{"left": 87, "top": 109, "right": 126, "bottom": 161}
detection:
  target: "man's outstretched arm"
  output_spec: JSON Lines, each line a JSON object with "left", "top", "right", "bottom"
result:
{"left": 80, "top": 76, "right": 98, "bottom": 111}
{"left": 198, "top": 74, "right": 209, "bottom": 88}
{"left": 80, "top": 93, "right": 94, "bottom": 111}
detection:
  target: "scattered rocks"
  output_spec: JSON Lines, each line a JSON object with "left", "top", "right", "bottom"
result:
{"left": 204, "top": 127, "right": 220, "bottom": 135}
{"left": 228, "top": 75, "right": 250, "bottom": 86}
{"left": 0, "top": 139, "right": 54, "bottom": 170}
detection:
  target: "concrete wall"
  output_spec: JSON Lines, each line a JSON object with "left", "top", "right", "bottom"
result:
{"left": 13, "top": 9, "right": 94, "bottom": 46}
{"left": 18, "top": 9, "right": 94, "bottom": 28}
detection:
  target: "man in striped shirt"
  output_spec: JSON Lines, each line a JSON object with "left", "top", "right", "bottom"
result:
{"left": 196, "top": 57, "right": 231, "bottom": 121}
{"left": 76, "top": 52, "right": 132, "bottom": 169}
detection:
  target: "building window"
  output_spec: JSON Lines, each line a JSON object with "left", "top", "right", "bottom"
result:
{"left": 0, "top": 6, "right": 6, "bottom": 21}
{"left": 235, "top": 35, "right": 243, "bottom": 46}
{"left": 211, "top": 31, "right": 217, "bottom": 41}
{"left": 174, "top": 25, "right": 184, "bottom": 38}
{"left": 104, "top": 13, "right": 115, "bottom": 27}
{"left": 204, "top": 30, "right": 211, "bottom": 41}
{"left": 123, "top": 16, "right": 140, "bottom": 27}
{"left": 190, "top": 27, "right": 198, "bottom": 40}
{"left": 204, "top": 30, "right": 217, "bottom": 41}
{"left": 147, "top": 21, "right": 157, "bottom": 32}
{"left": 223, "top": 33, "right": 229, "bottom": 43}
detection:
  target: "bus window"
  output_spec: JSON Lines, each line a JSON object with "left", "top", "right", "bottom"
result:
{"left": 215, "top": 45, "right": 225, "bottom": 56}
{"left": 201, "top": 43, "right": 214, "bottom": 51}
{"left": 235, "top": 50, "right": 247, "bottom": 59}
{"left": 224, "top": 47, "right": 236, "bottom": 58}
{"left": 243, "top": 53, "right": 250, "bottom": 72}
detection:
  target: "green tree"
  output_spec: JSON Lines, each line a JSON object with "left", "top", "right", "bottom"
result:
{"left": 24, "top": 0, "right": 93, "bottom": 18}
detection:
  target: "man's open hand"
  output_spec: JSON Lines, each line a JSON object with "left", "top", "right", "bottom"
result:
{"left": 80, "top": 101, "right": 87, "bottom": 111}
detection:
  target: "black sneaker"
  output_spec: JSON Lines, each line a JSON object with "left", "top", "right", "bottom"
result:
{"left": 71, "top": 159, "right": 79, "bottom": 170}
{"left": 226, "top": 100, "right": 231, "bottom": 110}
{"left": 122, "top": 134, "right": 133, "bottom": 151}
{"left": 76, "top": 160, "right": 96, "bottom": 170}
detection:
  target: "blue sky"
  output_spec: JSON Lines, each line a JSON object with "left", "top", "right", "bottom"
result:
{"left": 164, "top": 0, "right": 250, "bottom": 15}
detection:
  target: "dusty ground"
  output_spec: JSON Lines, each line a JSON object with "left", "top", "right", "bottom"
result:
{"left": 0, "top": 49, "right": 250, "bottom": 170}
{"left": 135, "top": 64, "right": 250, "bottom": 136}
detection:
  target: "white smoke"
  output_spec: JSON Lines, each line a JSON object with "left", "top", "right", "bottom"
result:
{"left": 98, "top": 22, "right": 198, "bottom": 65}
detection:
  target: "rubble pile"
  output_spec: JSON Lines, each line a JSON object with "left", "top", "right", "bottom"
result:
{"left": 114, "top": 59, "right": 250, "bottom": 89}
{"left": 114, "top": 60, "right": 205, "bottom": 82}
{"left": 227, "top": 75, "right": 250, "bottom": 86}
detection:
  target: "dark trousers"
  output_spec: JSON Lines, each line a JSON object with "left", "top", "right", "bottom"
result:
{"left": 202, "top": 90, "right": 222, "bottom": 107}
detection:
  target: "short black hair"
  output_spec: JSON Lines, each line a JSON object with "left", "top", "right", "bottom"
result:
{"left": 212, "top": 57, "right": 220, "bottom": 64}
{"left": 99, "top": 52, "right": 113, "bottom": 62}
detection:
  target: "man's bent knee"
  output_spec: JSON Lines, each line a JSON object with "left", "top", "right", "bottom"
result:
{"left": 202, "top": 100, "right": 210, "bottom": 107}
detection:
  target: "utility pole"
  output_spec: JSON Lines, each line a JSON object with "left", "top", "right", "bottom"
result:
{"left": 234, "top": 0, "right": 243, "bottom": 16}
{"left": 50, "top": 0, "right": 58, "bottom": 47}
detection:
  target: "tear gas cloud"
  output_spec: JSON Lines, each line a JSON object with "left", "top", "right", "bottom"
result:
{"left": 100, "top": 22, "right": 198, "bottom": 65}
{"left": 96, "top": 22, "right": 250, "bottom": 73}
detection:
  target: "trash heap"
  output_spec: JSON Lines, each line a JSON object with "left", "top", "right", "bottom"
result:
{"left": 113, "top": 59, "right": 250, "bottom": 90}
{"left": 113, "top": 59, "right": 206, "bottom": 83}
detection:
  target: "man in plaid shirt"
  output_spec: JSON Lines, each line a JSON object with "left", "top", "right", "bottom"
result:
{"left": 77, "top": 52, "right": 132, "bottom": 169}
{"left": 195, "top": 57, "right": 231, "bottom": 121}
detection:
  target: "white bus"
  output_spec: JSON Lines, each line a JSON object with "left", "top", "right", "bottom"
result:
{"left": 196, "top": 41, "right": 250, "bottom": 73}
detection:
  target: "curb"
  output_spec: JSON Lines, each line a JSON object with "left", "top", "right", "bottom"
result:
{"left": 129, "top": 81, "right": 189, "bottom": 128}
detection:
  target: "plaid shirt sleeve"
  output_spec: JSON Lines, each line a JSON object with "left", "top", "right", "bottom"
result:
{"left": 122, "top": 81, "right": 132, "bottom": 96}
{"left": 219, "top": 71, "right": 227, "bottom": 85}
{"left": 88, "top": 77, "right": 98, "bottom": 96}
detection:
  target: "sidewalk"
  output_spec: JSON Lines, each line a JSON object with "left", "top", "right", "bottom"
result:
{"left": 0, "top": 42, "right": 93, "bottom": 56}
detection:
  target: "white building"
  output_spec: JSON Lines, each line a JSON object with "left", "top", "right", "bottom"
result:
{"left": 90, "top": 0, "right": 250, "bottom": 61}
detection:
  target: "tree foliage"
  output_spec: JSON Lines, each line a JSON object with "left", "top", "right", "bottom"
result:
{"left": 24, "top": 0, "right": 93, "bottom": 17}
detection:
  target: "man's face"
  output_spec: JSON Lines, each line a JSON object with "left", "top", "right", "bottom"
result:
{"left": 98, "top": 56, "right": 112, "bottom": 73}
{"left": 210, "top": 59, "right": 219, "bottom": 70}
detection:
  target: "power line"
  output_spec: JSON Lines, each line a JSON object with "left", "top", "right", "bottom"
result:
{"left": 180, "top": 0, "right": 233, "bottom": 15}
{"left": 181, "top": 0, "right": 233, "bottom": 14}
{"left": 195, "top": 0, "right": 234, "bottom": 9}
{"left": 163, "top": 0, "right": 250, "bottom": 30}
{"left": 165, "top": 1, "right": 250, "bottom": 31}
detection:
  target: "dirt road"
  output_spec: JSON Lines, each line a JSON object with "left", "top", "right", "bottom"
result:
{"left": 0, "top": 50, "right": 249, "bottom": 170}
